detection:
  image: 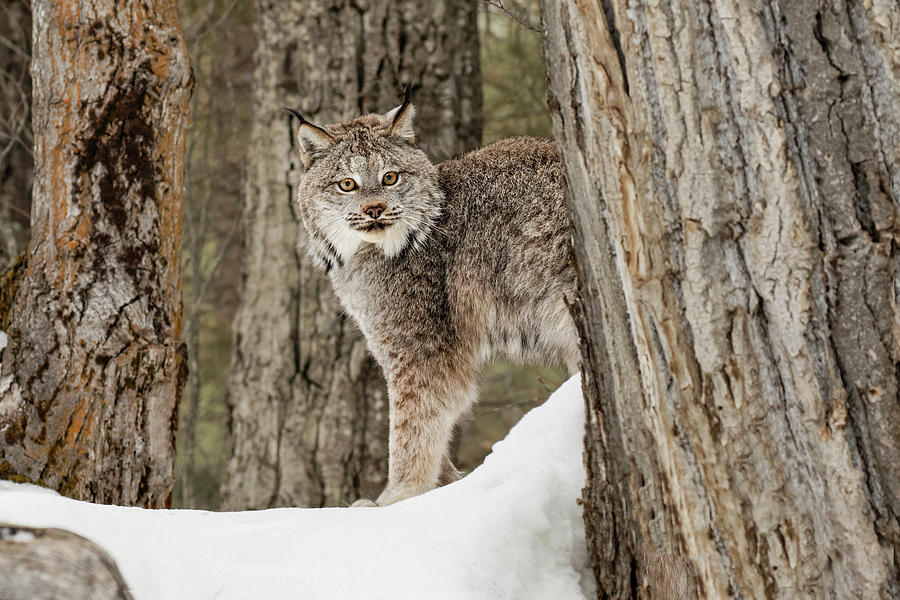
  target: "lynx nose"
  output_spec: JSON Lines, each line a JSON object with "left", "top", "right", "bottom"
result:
{"left": 363, "top": 202, "right": 386, "bottom": 219}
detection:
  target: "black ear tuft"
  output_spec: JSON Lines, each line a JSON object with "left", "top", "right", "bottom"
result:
{"left": 284, "top": 108, "right": 337, "bottom": 168}
{"left": 283, "top": 107, "right": 307, "bottom": 124}
{"left": 387, "top": 83, "right": 416, "bottom": 143}
{"left": 391, "top": 83, "right": 414, "bottom": 129}
{"left": 401, "top": 82, "right": 414, "bottom": 109}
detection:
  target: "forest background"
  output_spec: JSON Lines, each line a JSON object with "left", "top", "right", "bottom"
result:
{"left": 3, "top": 0, "right": 898, "bottom": 596}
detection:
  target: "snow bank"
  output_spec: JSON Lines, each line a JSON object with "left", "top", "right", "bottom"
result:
{"left": 0, "top": 480, "right": 58, "bottom": 495}
{"left": 0, "top": 375, "right": 591, "bottom": 600}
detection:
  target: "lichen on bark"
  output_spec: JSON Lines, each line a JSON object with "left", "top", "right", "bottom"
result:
{"left": 0, "top": 0, "right": 192, "bottom": 508}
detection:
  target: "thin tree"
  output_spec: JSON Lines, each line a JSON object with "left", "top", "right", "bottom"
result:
{"left": 542, "top": 0, "right": 900, "bottom": 597}
{"left": 223, "top": 0, "right": 482, "bottom": 509}
{"left": 175, "top": 0, "right": 250, "bottom": 510}
{"left": 0, "top": 0, "right": 192, "bottom": 507}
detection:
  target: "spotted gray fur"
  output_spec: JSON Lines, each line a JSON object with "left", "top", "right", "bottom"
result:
{"left": 294, "top": 101, "right": 578, "bottom": 506}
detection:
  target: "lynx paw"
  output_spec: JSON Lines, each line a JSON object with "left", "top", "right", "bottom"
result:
{"left": 350, "top": 498, "right": 378, "bottom": 508}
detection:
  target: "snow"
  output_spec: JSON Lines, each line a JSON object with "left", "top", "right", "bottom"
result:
{"left": 0, "top": 480, "right": 58, "bottom": 495}
{"left": 0, "top": 375, "right": 591, "bottom": 600}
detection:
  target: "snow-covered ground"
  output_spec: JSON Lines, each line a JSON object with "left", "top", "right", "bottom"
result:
{"left": 0, "top": 375, "right": 591, "bottom": 600}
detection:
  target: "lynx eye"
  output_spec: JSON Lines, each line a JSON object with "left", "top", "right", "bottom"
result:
{"left": 338, "top": 178, "right": 358, "bottom": 192}
{"left": 381, "top": 171, "right": 399, "bottom": 186}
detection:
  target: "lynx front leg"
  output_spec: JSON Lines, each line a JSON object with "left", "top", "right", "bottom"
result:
{"left": 375, "top": 365, "right": 475, "bottom": 506}
{"left": 437, "top": 454, "right": 462, "bottom": 486}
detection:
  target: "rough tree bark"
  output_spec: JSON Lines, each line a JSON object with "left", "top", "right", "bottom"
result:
{"left": 0, "top": 1, "right": 33, "bottom": 268}
{"left": 0, "top": 0, "right": 192, "bottom": 507}
{"left": 223, "top": 0, "right": 482, "bottom": 509}
{"left": 542, "top": 0, "right": 899, "bottom": 598}
{"left": 0, "top": 523, "right": 133, "bottom": 600}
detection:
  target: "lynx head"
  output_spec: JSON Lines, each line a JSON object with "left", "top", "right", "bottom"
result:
{"left": 292, "top": 90, "right": 443, "bottom": 271}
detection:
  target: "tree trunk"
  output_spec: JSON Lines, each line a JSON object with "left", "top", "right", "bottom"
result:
{"left": 176, "top": 0, "right": 246, "bottom": 510}
{"left": 0, "top": 1, "right": 33, "bottom": 268}
{"left": 0, "top": 253, "right": 26, "bottom": 332}
{"left": 542, "top": 0, "right": 900, "bottom": 597}
{"left": 223, "top": 0, "right": 482, "bottom": 509}
{"left": 0, "top": 523, "right": 133, "bottom": 600}
{"left": 0, "top": 0, "right": 192, "bottom": 507}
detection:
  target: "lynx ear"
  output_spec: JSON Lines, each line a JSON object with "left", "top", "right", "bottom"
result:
{"left": 385, "top": 83, "right": 415, "bottom": 143}
{"left": 284, "top": 108, "right": 336, "bottom": 168}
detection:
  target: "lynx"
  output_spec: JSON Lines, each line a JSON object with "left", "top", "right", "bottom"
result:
{"left": 290, "top": 89, "right": 578, "bottom": 506}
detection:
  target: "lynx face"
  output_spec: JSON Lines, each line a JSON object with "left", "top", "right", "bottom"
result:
{"left": 294, "top": 103, "right": 443, "bottom": 270}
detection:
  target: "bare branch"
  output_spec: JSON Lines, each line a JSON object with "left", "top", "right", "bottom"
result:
{"left": 189, "top": 0, "right": 242, "bottom": 42}
{"left": 481, "top": 0, "right": 542, "bottom": 33}
{"left": 0, "top": 32, "right": 29, "bottom": 60}
{"left": 0, "top": 197, "right": 30, "bottom": 219}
